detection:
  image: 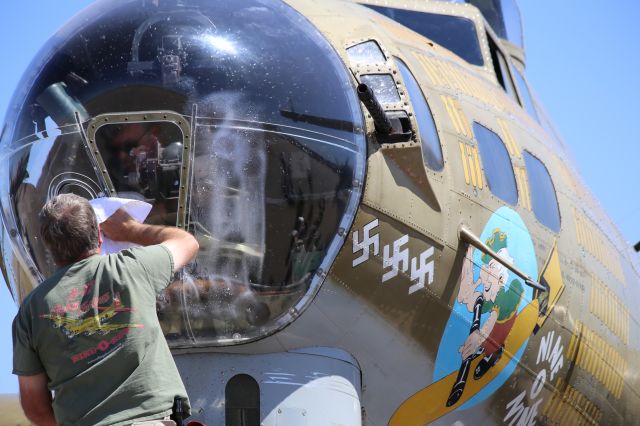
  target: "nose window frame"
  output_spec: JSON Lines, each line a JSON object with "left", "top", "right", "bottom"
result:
{"left": 84, "top": 110, "right": 193, "bottom": 228}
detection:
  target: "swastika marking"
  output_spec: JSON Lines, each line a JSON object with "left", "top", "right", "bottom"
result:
{"left": 409, "top": 247, "right": 435, "bottom": 294}
{"left": 382, "top": 234, "right": 409, "bottom": 282}
{"left": 352, "top": 219, "right": 379, "bottom": 267}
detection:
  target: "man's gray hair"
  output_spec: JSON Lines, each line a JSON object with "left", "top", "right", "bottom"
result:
{"left": 39, "top": 194, "right": 99, "bottom": 264}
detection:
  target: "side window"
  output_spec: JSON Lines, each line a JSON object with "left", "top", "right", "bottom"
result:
{"left": 487, "top": 34, "right": 518, "bottom": 103}
{"left": 512, "top": 67, "right": 540, "bottom": 122}
{"left": 523, "top": 151, "right": 561, "bottom": 232}
{"left": 473, "top": 122, "right": 517, "bottom": 205}
{"left": 360, "top": 74, "right": 401, "bottom": 104}
{"left": 395, "top": 58, "right": 444, "bottom": 171}
{"left": 346, "top": 40, "right": 387, "bottom": 64}
{"left": 366, "top": 6, "right": 484, "bottom": 66}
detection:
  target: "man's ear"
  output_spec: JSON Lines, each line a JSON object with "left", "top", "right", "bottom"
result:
{"left": 97, "top": 224, "right": 103, "bottom": 248}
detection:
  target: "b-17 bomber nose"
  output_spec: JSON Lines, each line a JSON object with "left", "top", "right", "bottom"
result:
{"left": 0, "top": 0, "right": 366, "bottom": 346}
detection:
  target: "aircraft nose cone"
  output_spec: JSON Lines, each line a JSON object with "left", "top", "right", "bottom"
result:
{"left": 1, "top": 0, "right": 366, "bottom": 347}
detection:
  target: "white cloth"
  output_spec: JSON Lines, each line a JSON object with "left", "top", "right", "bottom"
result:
{"left": 89, "top": 197, "right": 152, "bottom": 255}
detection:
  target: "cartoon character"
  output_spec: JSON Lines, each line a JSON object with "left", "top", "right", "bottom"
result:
{"left": 392, "top": 209, "right": 559, "bottom": 424}
{"left": 458, "top": 229, "right": 524, "bottom": 377}
{"left": 447, "top": 229, "right": 524, "bottom": 406}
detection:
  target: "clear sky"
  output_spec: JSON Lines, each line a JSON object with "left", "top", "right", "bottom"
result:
{"left": 1, "top": 0, "right": 639, "bottom": 394}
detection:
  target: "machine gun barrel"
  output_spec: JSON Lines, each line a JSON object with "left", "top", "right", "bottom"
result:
{"left": 357, "top": 83, "right": 392, "bottom": 134}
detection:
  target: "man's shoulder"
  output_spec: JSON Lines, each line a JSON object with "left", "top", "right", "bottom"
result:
{"left": 16, "top": 289, "right": 37, "bottom": 314}
{"left": 19, "top": 271, "right": 65, "bottom": 308}
{"left": 111, "top": 245, "right": 174, "bottom": 279}
{"left": 118, "top": 244, "right": 172, "bottom": 262}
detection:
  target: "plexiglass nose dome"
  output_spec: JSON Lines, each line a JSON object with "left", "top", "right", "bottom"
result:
{"left": 0, "top": 0, "right": 365, "bottom": 346}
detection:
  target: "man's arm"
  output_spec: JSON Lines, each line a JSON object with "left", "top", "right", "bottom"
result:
{"left": 100, "top": 208, "right": 199, "bottom": 271}
{"left": 18, "top": 374, "right": 56, "bottom": 426}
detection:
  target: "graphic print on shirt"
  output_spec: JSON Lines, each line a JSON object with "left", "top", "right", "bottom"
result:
{"left": 40, "top": 280, "right": 143, "bottom": 339}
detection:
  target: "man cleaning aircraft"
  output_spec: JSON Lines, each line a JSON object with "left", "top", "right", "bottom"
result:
{"left": 2, "top": 0, "right": 638, "bottom": 424}
{"left": 13, "top": 195, "right": 198, "bottom": 425}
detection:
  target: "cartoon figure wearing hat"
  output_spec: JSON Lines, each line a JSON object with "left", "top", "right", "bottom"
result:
{"left": 393, "top": 210, "right": 540, "bottom": 419}
{"left": 457, "top": 229, "right": 524, "bottom": 379}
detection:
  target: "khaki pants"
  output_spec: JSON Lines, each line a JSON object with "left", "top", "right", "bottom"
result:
{"left": 131, "top": 417, "right": 176, "bottom": 426}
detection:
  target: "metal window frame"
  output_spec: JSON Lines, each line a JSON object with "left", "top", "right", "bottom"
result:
{"left": 83, "top": 110, "right": 193, "bottom": 228}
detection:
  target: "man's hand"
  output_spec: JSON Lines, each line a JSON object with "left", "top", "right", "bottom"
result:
{"left": 100, "top": 208, "right": 199, "bottom": 271}
{"left": 100, "top": 208, "right": 136, "bottom": 242}
{"left": 18, "top": 373, "right": 56, "bottom": 426}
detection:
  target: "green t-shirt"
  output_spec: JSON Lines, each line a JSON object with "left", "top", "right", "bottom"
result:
{"left": 12, "top": 245, "right": 190, "bottom": 426}
{"left": 481, "top": 279, "right": 524, "bottom": 322}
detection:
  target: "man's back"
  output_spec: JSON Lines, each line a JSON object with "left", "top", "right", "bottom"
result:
{"left": 13, "top": 245, "right": 188, "bottom": 426}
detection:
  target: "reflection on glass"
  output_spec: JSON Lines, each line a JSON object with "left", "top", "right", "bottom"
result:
{"left": 360, "top": 74, "right": 401, "bottom": 104}
{"left": 501, "top": 0, "right": 523, "bottom": 48}
{"left": 464, "top": 0, "right": 523, "bottom": 48}
{"left": 200, "top": 35, "right": 237, "bottom": 55}
{"left": 1, "top": 0, "right": 366, "bottom": 347}
{"left": 24, "top": 117, "right": 59, "bottom": 186}
{"left": 523, "top": 151, "right": 561, "bottom": 232}
{"left": 157, "top": 122, "right": 358, "bottom": 344}
{"left": 473, "top": 122, "right": 517, "bottom": 205}
{"left": 347, "top": 40, "right": 386, "bottom": 65}
{"left": 488, "top": 37, "right": 518, "bottom": 102}
{"left": 7, "top": 0, "right": 359, "bottom": 145}
{"left": 95, "top": 122, "right": 184, "bottom": 226}
{"left": 394, "top": 58, "right": 444, "bottom": 171}
{"left": 512, "top": 67, "right": 539, "bottom": 122}
{"left": 365, "top": 5, "right": 484, "bottom": 66}
{"left": 3, "top": 127, "right": 103, "bottom": 279}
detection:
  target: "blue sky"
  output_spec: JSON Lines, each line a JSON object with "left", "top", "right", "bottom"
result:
{"left": 1, "top": 0, "right": 639, "bottom": 394}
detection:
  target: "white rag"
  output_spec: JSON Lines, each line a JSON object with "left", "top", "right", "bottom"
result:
{"left": 89, "top": 197, "right": 153, "bottom": 255}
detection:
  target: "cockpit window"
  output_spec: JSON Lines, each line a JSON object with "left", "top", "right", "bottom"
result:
{"left": 465, "top": 0, "right": 523, "bottom": 48}
{"left": 501, "top": 0, "right": 524, "bottom": 48}
{"left": 487, "top": 34, "right": 518, "bottom": 102}
{"left": 364, "top": 5, "right": 484, "bottom": 66}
